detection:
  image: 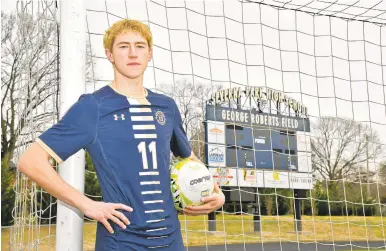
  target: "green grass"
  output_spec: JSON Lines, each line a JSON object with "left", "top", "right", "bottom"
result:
{"left": 2, "top": 215, "right": 385, "bottom": 250}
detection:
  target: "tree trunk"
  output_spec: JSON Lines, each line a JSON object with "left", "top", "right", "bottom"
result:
{"left": 2, "top": 138, "right": 16, "bottom": 170}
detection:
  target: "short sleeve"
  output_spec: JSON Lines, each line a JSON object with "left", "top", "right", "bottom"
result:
{"left": 35, "top": 94, "right": 98, "bottom": 164}
{"left": 170, "top": 99, "right": 192, "bottom": 158}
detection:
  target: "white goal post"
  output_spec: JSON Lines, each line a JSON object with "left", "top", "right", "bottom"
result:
{"left": 56, "top": 0, "right": 87, "bottom": 250}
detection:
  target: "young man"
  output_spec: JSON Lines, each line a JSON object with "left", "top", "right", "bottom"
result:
{"left": 17, "top": 19, "right": 225, "bottom": 250}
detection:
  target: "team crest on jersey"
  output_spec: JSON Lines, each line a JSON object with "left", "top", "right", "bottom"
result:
{"left": 155, "top": 111, "right": 166, "bottom": 125}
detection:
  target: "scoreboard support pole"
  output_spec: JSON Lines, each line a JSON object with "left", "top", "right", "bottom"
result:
{"left": 294, "top": 189, "right": 304, "bottom": 232}
{"left": 253, "top": 206, "right": 261, "bottom": 232}
{"left": 208, "top": 212, "right": 216, "bottom": 231}
{"left": 253, "top": 214, "right": 261, "bottom": 232}
{"left": 253, "top": 192, "right": 261, "bottom": 232}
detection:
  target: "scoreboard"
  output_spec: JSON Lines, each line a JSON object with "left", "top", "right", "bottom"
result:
{"left": 206, "top": 105, "right": 313, "bottom": 190}
{"left": 225, "top": 125, "right": 298, "bottom": 170}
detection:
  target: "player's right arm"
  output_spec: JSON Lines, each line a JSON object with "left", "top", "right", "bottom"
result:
{"left": 17, "top": 143, "right": 131, "bottom": 234}
{"left": 17, "top": 94, "right": 132, "bottom": 234}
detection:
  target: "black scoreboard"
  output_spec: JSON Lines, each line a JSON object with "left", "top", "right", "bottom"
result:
{"left": 225, "top": 125, "right": 298, "bottom": 170}
{"left": 206, "top": 105, "right": 311, "bottom": 171}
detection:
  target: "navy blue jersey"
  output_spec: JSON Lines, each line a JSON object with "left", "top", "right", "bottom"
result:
{"left": 36, "top": 85, "right": 191, "bottom": 250}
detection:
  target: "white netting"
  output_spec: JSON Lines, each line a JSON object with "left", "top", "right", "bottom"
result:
{"left": 2, "top": 0, "right": 59, "bottom": 250}
{"left": 2, "top": 0, "right": 386, "bottom": 250}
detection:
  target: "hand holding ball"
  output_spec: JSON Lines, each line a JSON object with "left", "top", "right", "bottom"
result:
{"left": 170, "top": 159, "right": 214, "bottom": 212}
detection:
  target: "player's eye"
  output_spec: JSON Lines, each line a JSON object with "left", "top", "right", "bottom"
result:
{"left": 120, "top": 46, "right": 128, "bottom": 48}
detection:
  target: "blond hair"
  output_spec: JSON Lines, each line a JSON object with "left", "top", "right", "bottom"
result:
{"left": 103, "top": 19, "right": 153, "bottom": 52}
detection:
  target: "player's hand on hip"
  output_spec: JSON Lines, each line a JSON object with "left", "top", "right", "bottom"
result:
{"left": 183, "top": 183, "right": 225, "bottom": 216}
{"left": 81, "top": 200, "right": 133, "bottom": 234}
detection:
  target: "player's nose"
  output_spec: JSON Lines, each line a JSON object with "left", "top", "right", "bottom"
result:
{"left": 128, "top": 46, "right": 138, "bottom": 58}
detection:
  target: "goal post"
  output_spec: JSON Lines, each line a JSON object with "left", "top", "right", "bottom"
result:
{"left": 56, "top": 0, "right": 87, "bottom": 250}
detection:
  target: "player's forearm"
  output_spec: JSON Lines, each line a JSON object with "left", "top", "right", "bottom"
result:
{"left": 17, "top": 154, "right": 91, "bottom": 212}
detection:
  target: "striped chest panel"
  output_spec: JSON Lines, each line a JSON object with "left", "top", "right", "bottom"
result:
{"left": 126, "top": 97, "right": 174, "bottom": 236}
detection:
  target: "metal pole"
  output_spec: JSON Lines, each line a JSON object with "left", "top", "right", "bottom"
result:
{"left": 294, "top": 189, "right": 302, "bottom": 232}
{"left": 253, "top": 194, "right": 261, "bottom": 232}
{"left": 56, "top": 0, "right": 86, "bottom": 250}
{"left": 208, "top": 212, "right": 216, "bottom": 231}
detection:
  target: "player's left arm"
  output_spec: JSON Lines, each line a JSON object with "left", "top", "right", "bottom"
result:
{"left": 170, "top": 99, "right": 224, "bottom": 215}
{"left": 183, "top": 151, "right": 225, "bottom": 216}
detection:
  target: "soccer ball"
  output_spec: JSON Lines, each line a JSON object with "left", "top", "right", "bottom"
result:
{"left": 170, "top": 159, "right": 214, "bottom": 211}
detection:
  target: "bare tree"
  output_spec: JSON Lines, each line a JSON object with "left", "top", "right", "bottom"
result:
{"left": 1, "top": 8, "right": 60, "bottom": 168}
{"left": 1, "top": 4, "right": 96, "bottom": 169}
{"left": 158, "top": 80, "right": 219, "bottom": 137}
{"left": 311, "top": 117, "right": 382, "bottom": 181}
{"left": 379, "top": 162, "right": 386, "bottom": 184}
{"left": 158, "top": 80, "right": 222, "bottom": 161}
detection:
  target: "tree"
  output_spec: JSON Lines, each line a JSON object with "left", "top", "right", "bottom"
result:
{"left": 379, "top": 162, "right": 386, "bottom": 184}
{"left": 1, "top": 9, "right": 59, "bottom": 168}
{"left": 158, "top": 80, "right": 222, "bottom": 162}
{"left": 1, "top": 158, "right": 16, "bottom": 225}
{"left": 1, "top": 6, "right": 59, "bottom": 226}
{"left": 311, "top": 117, "right": 382, "bottom": 182}
{"left": 377, "top": 162, "right": 386, "bottom": 214}
{"left": 84, "top": 151, "right": 102, "bottom": 203}
{"left": 159, "top": 80, "right": 205, "bottom": 136}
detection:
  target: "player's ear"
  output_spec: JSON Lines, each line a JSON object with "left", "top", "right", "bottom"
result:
{"left": 148, "top": 47, "right": 153, "bottom": 62}
{"left": 105, "top": 48, "right": 114, "bottom": 64}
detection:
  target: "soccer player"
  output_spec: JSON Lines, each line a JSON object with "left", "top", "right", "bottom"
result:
{"left": 17, "top": 19, "right": 225, "bottom": 250}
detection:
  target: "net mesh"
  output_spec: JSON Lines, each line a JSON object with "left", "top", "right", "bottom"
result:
{"left": 2, "top": 0, "right": 59, "bottom": 249}
{"left": 3, "top": 0, "right": 386, "bottom": 250}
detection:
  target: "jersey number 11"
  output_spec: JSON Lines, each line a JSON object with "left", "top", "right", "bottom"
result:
{"left": 137, "top": 141, "right": 157, "bottom": 170}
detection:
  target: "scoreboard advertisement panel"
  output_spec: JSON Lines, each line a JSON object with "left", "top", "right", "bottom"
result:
{"left": 206, "top": 105, "right": 313, "bottom": 190}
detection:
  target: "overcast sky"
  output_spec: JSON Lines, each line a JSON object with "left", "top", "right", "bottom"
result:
{"left": 82, "top": 1, "right": 386, "bottom": 124}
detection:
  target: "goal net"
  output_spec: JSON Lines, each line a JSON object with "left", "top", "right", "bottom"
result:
{"left": 4, "top": 0, "right": 386, "bottom": 250}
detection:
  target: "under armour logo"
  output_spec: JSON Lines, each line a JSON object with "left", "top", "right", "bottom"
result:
{"left": 114, "top": 114, "right": 125, "bottom": 120}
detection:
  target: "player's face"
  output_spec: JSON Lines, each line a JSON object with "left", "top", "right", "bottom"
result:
{"left": 106, "top": 30, "right": 152, "bottom": 80}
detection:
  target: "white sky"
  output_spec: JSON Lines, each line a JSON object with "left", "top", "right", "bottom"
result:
{"left": 83, "top": 1, "right": 386, "bottom": 121}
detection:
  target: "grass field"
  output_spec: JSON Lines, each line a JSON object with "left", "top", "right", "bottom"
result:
{"left": 2, "top": 215, "right": 385, "bottom": 250}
